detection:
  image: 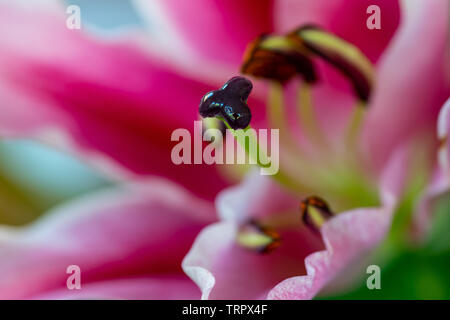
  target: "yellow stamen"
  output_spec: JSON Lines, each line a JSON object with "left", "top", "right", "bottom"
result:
{"left": 300, "top": 196, "right": 334, "bottom": 232}
{"left": 298, "top": 29, "right": 374, "bottom": 86}
{"left": 236, "top": 224, "right": 281, "bottom": 253}
{"left": 223, "top": 120, "right": 304, "bottom": 191}
{"left": 345, "top": 101, "right": 366, "bottom": 150}
{"left": 297, "top": 83, "right": 329, "bottom": 150}
{"left": 259, "top": 36, "right": 298, "bottom": 51}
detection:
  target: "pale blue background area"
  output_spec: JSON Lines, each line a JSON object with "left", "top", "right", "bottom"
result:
{"left": 65, "top": 0, "right": 145, "bottom": 30}
{"left": 0, "top": 140, "right": 108, "bottom": 205}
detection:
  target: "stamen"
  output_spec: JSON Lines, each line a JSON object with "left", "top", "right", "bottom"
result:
{"left": 267, "top": 82, "right": 310, "bottom": 157}
{"left": 300, "top": 196, "right": 334, "bottom": 232}
{"left": 236, "top": 221, "right": 281, "bottom": 254}
{"left": 289, "top": 26, "right": 374, "bottom": 102}
{"left": 202, "top": 117, "right": 226, "bottom": 143}
{"left": 297, "top": 83, "right": 328, "bottom": 149}
{"left": 222, "top": 120, "right": 269, "bottom": 168}
{"left": 241, "top": 35, "right": 317, "bottom": 84}
{"left": 344, "top": 101, "right": 366, "bottom": 149}
{"left": 439, "top": 136, "right": 447, "bottom": 150}
{"left": 199, "top": 77, "right": 308, "bottom": 192}
{"left": 241, "top": 32, "right": 329, "bottom": 155}
{"left": 266, "top": 83, "right": 320, "bottom": 183}
{"left": 267, "top": 82, "right": 287, "bottom": 133}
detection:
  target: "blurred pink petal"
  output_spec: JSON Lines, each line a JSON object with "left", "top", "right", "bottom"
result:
{"left": 34, "top": 276, "right": 201, "bottom": 300}
{"left": 0, "top": 178, "right": 214, "bottom": 299}
{"left": 415, "top": 168, "right": 448, "bottom": 238}
{"left": 0, "top": 4, "right": 231, "bottom": 200}
{"left": 275, "top": 0, "right": 400, "bottom": 62}
{"left": 216, "top": 169, "right": 299, "bottom": 223}
{"left": 152, "top": 0, "right": 274, "bottom": 66}
{"left": 437, "top": 98, "right": 450, "bottom": 177}
{"left": 183, "top": 222, "right": 323, "bottom": 300}
{"left": 415, "top": 98, "right": 450, "bottom": 236}
{"left": 363, "top": 0, "right": 450, "bottom": 169}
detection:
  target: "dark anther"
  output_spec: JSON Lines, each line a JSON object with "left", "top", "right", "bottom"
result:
{"left": 199, "top": 77, "right": 253, "bottom": 130}
{"left": 289, "top": 25, "right": 373, "bottom": 102}
{"left": 241, "top": 35, "right": 317, "bottom": 84}
{"left": 258, "top": 225, "right": 282, "bottom": 254}
{"left": 300, "top": 196, "right": 334, "bottom": 232}
{"left": 237, "top": 219, "right": 282, "bottom": 254}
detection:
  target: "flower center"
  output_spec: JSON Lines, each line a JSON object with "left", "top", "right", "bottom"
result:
{"left": 235, "top": 196, "right": 334, "bottom": 253}
{"left": 240, "top": 25, "right": 380, "bottom": 211}
{"left": 198, "top": 25, "right": 380, "bottom": 212}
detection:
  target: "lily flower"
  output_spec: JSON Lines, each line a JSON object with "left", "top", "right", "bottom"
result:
{"left": 0, "top": 0, "right": 448, "bottom": 300}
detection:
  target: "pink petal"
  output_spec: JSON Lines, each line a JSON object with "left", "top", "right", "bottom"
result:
{"left": 152, "top": 0, "right": 274, "bottom": 66}
{"left": 216, "top": 170, "right": 298, "bottom": 223}
{"left": 33, "top": 276, "right": 200, "bottom": 300}
{"left": 0, "top": 4, "right": 231, "bottom": 200}
{"left": 275, "top": 0, "right": 400, "bottom": 62}
{"left": 415, "top": 168, "right": 448, "bottom": 238}
{"left": 363, "top": 0, "right": 450, "bottom": 169}
{"left": 437, "top": 98, "right": 450, "bottom": 177}
{"left": 0, "top": 178, "right": 214, "bottom": 299}
{"left": 415, "top": 98, "right": 450, "bottom": 236}
{"left": 183, "top": 222, "right": 323, "bottom": 300}
{"left": 267, "top": 205, "right": 393, "bottom": 299}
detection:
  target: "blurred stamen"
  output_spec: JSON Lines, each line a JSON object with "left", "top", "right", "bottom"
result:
{"left": 199, "top": 77, "right": 306, "bottom": 191}
{"left": 300, "top": 196, "right": 334, "bottom": 232}
{"left": 297, "top": 83, "right": 328, "bottom": 150}
{"left": 236, "top": 221, "right": 281, "bottom": 254}
{"left": 241, "top": 35, "right": 317, "bottom": 84}
{"left": 289, "top": 26, "right": 374, "bottom": 102}
{"left": 344, "top": 101, "right": 367, "bottom": 149}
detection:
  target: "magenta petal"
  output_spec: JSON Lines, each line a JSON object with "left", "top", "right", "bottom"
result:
{"left": 153, "top": 0, "right": 274, "bottom": 66}
{"left": 0, "top": 179, "right": 214, "bottom": 299}
{"left": 363, "top": 0, "right": 450, "bottom": 169}
{"left": 0, "top": 5, "right": 230, "bottom": 199}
